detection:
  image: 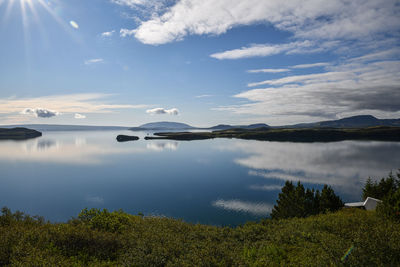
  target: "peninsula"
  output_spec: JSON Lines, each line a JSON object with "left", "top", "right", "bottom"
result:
{"left": 144, "top": 126, "right": 400, "bottom": 142}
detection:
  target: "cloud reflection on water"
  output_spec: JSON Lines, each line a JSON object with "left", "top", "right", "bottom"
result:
{"left": 0, "top": 135, "right": 147, "bottom": 165}
{"left": 146, "top": 141, "right": 179, "bottom": 151}
{"left": 212, "top": 199, "right": 273, "bottom": 216}
{"left": 226, "top": 140, "right": 400, "bottom": 195}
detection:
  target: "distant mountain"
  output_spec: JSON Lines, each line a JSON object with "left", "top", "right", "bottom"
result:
{"left": 130, "top": 122, "right": 194, "bottom": 131}
{"left": 209, "top": 123, "right": 270, "bottom": 130}
{"left": 287, "top": 115, "right": 400, "bottom": 128}
{"left": 0, "top": 124, "right": 129, "bottom": 131}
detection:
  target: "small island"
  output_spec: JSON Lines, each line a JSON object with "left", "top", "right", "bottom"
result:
{"left": 144, "top": 126, "right": 400, "bottom": 142}
{"left": 0, "top": 127, "right": 42, "bottom": 140}
{"left": 116, "top": 135, "right": 139, "bottom": 142}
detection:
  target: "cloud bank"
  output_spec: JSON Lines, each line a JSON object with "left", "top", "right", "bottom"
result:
{"left": 216, "top": 51, "right": 400, "bottom": 124}
{"left": 118, "top": 0, "right": 399, "bottom": 45}
{"left": 146, "top": 107, "right": 179, "bottom": 115}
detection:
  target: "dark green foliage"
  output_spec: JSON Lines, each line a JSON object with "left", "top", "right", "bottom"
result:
{"left": 271, "top": 181, "right": 343, "bottom": 219}
{"left": 0, "top": 207, "right": 399, "bottom": 266}
{"left": 362, "top": 171, "right": 400, "bottom": 221}
{"left": 319, "top": 185, "right": 344, "bottom": 213}
{"left": 362, "top": 171, "right": 400, "bottom": 200}
{"left": 377, "top": 189, "right": 400, "bottom": 221}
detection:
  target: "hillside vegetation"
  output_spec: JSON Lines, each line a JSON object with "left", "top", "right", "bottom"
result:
{"left": 0, "top": 207, "right": 399, "bottom": 266}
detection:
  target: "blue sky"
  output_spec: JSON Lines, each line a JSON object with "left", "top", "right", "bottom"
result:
{"left": 0, "top": 0, "right": 399, "bottom": 126}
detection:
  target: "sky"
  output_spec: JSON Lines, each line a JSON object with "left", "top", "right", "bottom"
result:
{"left": 0, "top": 0, "right": 399, "bottom": 127}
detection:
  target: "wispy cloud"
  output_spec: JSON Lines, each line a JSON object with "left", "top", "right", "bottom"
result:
{"left": 146, "top": 107, "right": 179, "bottom": 115}
{"left": 101, "top": 30, "right": 115, "bottom": 37}
{"left": 210, "top": 41, "right": 314, "bottom": 60}
{"left": 212, "top": 199, "right": 272, "bottom": 216}
{"left": 292, "top": 62, "right": 330, "bottom": 69}
{"left": 247, "top": 68, "right": 290, "bottom": 73}
{"left": 84, "top": 58, "right": 104, "bottom": 65}
{"left": 21, "top": 108, "right": 59, "bottom": 118}
{"left": 195, "top": 94, "right": 214, "bottom": 98}
{"left": 0, "top": 93, "right": 147, "bottom": 116}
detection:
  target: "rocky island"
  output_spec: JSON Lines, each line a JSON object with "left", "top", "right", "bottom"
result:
{"left": 116, "top": 135, "right": 139, "bottom": 142}
{"left": 0, "top": 127, "right": 42, "bottom": 140}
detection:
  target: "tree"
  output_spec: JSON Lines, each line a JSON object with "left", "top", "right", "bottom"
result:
{"left": 364, "top": 170, "right": 400, "bottom": 221}
{"left": 271, "top": 181, "right": 343, "bottom": 220}
{"left": 319, "top": 185, "right": 344, "bottom": 213}
{"left": 362, "top": 171, "right": 400, "bottom": 200}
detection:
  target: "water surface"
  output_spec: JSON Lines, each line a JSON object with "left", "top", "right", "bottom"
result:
{"left": 1, "top": 130, "right": 399, "bottom": 225}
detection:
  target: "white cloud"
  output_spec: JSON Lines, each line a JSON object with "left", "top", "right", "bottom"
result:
{"left": 195, "top": 94, "right": 213, "bottom": 98}
{"left": 84, "top": 58, "right": 104, "bottom": 65}
{"left": 101, "top": 30, "right": 115, "bottom": 37}
{"left": 122, "top": 0, "right": 399, "bottom": 45}
{"left": 0, "top": 93, "right": 147, "bottom": 115}
{"left": 212, "top": 199, "right": 272, "bottom": 216}
{"left": 69, "top": 20, "right": 79, "bottom": 29}
{"left": 74, "top": 113, "right": 86, "bottom": 119}
{"left": 21, "top": 108, "right": 59, "bottom": 118}
{"left": 247, "top": 68, "right": 290, "bottom": 73}
{"left": 120, "top": 28, "right": 136, "bottom": 37}
{"left": 210, "top": 41, "right": 313, "bottom": 60}
{"left": 247, "top": 71, "right": 353, "bottom": 87}
{"left": 146, "top": 107, "right": 179, "bottom": 115}
{"left": 292, "top": 62, "right": 330, "bottom": 69}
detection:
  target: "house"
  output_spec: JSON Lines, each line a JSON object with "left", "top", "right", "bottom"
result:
{"left": 344, "top": 197, "right": 382, "bottom": 211}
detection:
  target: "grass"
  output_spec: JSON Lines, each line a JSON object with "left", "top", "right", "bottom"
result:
{"left": 1, "top": 207, "right": 399, "bottom": 266}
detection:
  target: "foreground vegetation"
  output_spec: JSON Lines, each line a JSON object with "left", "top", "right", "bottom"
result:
{"left": 144, "top": 126, "right": 400, "bottom": 142}
{"left": 1, "top": 207, "right": 399, "bottom": 266}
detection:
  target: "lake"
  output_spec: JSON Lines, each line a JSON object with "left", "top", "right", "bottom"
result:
{"left": 1, "top": 130, "right": 399, "bottom": 226}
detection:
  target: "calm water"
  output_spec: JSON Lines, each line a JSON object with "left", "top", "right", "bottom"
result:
{"left": 1, "top": 130, "right": 399, "bottom": 226}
